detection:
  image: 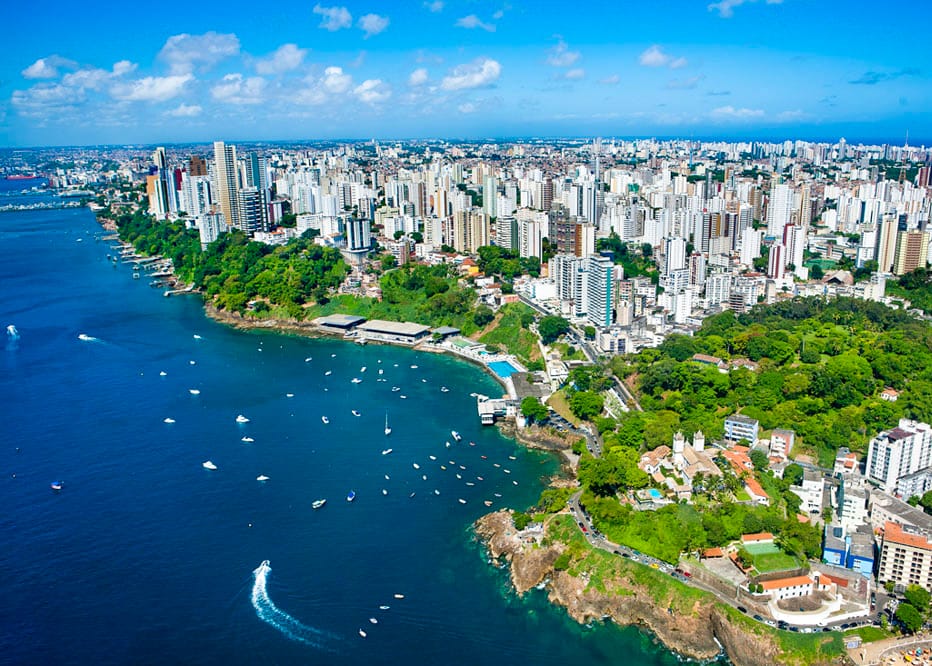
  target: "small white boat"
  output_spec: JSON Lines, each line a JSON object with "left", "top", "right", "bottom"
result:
{"left": 347, "top": 490, "right": 356, "bottom": 502}
{"left": 202, "top": 460, "right": 217, "bottom": 470}
{"left": 384, "top": 474, "right": 390, "bottom": 480}
{"left": 242, "top": 437, "right": 254, "bottom": 443}
{"left": 381, "top": 489, "right": 388, "bottom": 496}
{"left": 508, "top": 455, "right": 517, "bottom": 460}
{"left": 391, "top": 386, "right": 400, "bottom": 392}
{"left": 429, "top": 455, "right": 436, "bottom": 461}
{"left": 189, "top": 389, "right": 200, "bottom": 395}
{"left": 159, "top": 371, "right": 167, "bottom": 376}
{"left": 513, "top": 481, "right": 518, "bottom": 485}
{"left": 321, "top": 416, "right": 329, "bottom": 424}
{"left": 325, "top": 370, "right": 332, "bottom": 376}
{"left": 352, "top": 410, "right": 361, "bottom": 416}
{"left": 394, "top": 593, "right": 405, "bottom": 599}
{"left": 440, "top": 465, "right": 446, "bottom": 470}
{"left": 193, "top": 334, "right": 202, "bottom": 340}
{"left": 312, "top": 499, "right": 326, "bottom": 509}
{"left": 400, "top": 395, "right": 407, "bottom": 399}
{"left": 384, "top": 412, "right": 391, "bottom": 436}
{"left": 358, "top": 629, "right": 367, "bottom": 638}
{"left": 458, "top": 498, "right": 466, "bottom": 504}
{"left": 360, "top": 366, "right": 367, "bottom": 373}
{"left": 410, "top": 365, "right": 418, "bottom": 369}
{"left": 378, "top": 369, "right": 383, "bottom": 375}
{"left": 484, "top": 500, "right": 493, "bottom": 507}
{"left": 77, "top": 333, "right": 96, "bottom": 342}
{"left": 451, "top": 431, "right": 461, "bottom": 442}
{"left": 189, "top": 360, "right": 196, "bottom": 365}
{"left": 236, "top": 414, "right": 250, "bottom": 424}
{"left": 286, "top": 393, "right": 294, "bottom": 398}
{"left": 369, "top": 618, "right": 378, "bottom": 624}
{"left": 477, "top": 476, "right": 484, "bottom": 481}
{"left": 304, "top": 357, "right": 312, "bottom": 362}
{"left": 6, "top": 324, "right": 18, "bottom": 338}
{"left": 422, "top": 475, "right": 427, "bottom": 481}
{"left": 256, "top": 475, "right": 269, "bottom": 482}
{"left": 381, "top": 448, "right": 393, "bottom": 455}
{"left": 440, "top": 386, "right": 449, "bottom": 393}
{"left": 504, "top": 469, "right": 511, "bottom": 474}
{"left": 379, "top": 605, "right": 390, "bottom": 610}
{"left": 466, "top": 482, "right": 475, "bottom": 486}
{"left": 494, "top": 493, "right": 502, "bottom": 498}
{"left": 163, "top": 417, "right": 175, "bottom": 424}
{"left": 412, "top": 463, "right": 420, "bottom": 470}
{"left": 351, "top": 378, "right": 362, "bottom": 384}
{"left": 331, "top": 353, "right": 336, "bottom": 358}
{"left": 456, "top": 474, "right": 462, "bottom": 479}
{"left": 434, "top": 490, "right": 440, "bottom": 495}
{"left": 445, "top": 442, "right": 450, "bottom": 448}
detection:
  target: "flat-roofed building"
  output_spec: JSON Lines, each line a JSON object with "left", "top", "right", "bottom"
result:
{"left": 866, "top": 419, "right": 932, "bottom": 494}
{"left": 724, "top": 414, "right": 760, "bottom": 445}
{"left": 878, "top": 521, "right": 932, "bottom": 591}
{"left": 357, "top": 320, "right": 431, "bottom": 345}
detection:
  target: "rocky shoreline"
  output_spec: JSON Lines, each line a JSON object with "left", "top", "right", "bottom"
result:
{"left": 474, "top": 510, "right": 845, "bottom": 666}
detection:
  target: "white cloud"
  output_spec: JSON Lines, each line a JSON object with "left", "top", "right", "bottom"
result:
{"left": 354, "top": 79, "right": 391, "bottom": 104}
{"left": 358, "top": 13, "right": 389, "bottom": 38}
{"left": 599, "top": 74, "right": 620, "bottom": 85}
{"left": 638, "top": 45, "right": 688, "bottom": 69}
{"left": 62, "top": 61, "right": 136, "bottom": 91}
{"left": 322, "top": 66, "right": 352, "bottom": 93}
{"left": 255, "top": 44, "right": 307, "bottom": 75}
{"left": 408, "top": 68, "right": 429, "bottom": 86}
{"left": 441, "top": 57, "right": 501, "bottom": 91}
{"left": 708, "top": 0, "right": 783, "bottom": 18}
{"left": 166, "top": 103, "right": 202, "bottom": 117}
{"left": 492, "top": 9, "right": 504, "bottom": 19}
{"left": 313, "top": 4, "right": 352, "bottom": 31}
{"left": 210, "top": 73, "right": 267, "bottom": 105}
{"left": 11, "top": 83, "right": 85, "bottom": 117}
{"left": 547, "top": 40, "right": 580, "bottom": 67}
{"left": 564, "top": 68, "right": 585, "bottom": 80}
{"left": 458, "top": 102, "right": 476, "bottom": 114}
{"left": 456, "top": 14, "right": 495, "bottom": 32}
{"left": 710, "top": 105, "right": 765, "bottom": 119}
{"left": 111, "top": 60, "right": 137, "bottom": 76}
{"left": 424, "top": 0, "right": 444, "bottom": 11}
{"left": 21, "top": 55, "right": 77, "bottom": 79}
{"left": 111, "top": 74, "right": 193, "bottom": 102}
{"left": 159, "top": 32, "right": 240, "bottom": 74}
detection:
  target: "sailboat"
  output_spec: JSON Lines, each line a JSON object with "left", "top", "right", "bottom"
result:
{"left": 384, "top": 412, "right": 392, "bottom": 436}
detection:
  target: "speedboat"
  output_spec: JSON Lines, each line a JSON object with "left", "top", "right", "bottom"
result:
{"left": 241, "top": 437, "right": 254, "bottom": 443}
{"left": 159, "top": 371, "right": 167, "bottom": 376}
{"left": 236, "top": 414, "right": 250, "bottom": 424}
{"left": 378, "top": 369, "right": 383, "bottom": 375}
{"left": 381, "top": 448, "right": 393, "bottom": 455}
{"left": 412, "top": 463, "right": 420, "bottom": 470}
{"left": 369, "top": 618, "right": 378, "bottom": 624}
{"left": 346, "top": 490, "right": 356, "bottom": 502}
{"left": 360, "top": 366, "right": 367, "bottom": 373}
{"left": 285, "top": 393, "right": 294, "bottom": 398}
{"left": 458, "top": 498, "right": 466, "bottom": 504}
{"left": 381, "top": 489, "right": 388, "bottom": 495}
{"left": 429, "top": 455, "right": 436, "bottom": 461}
{"left": 193, "top": 334, "right": 202, "bottom": 340}
{"left": 304, "top": 357, "right": 312, "bottom": 362}
{"left": 77, "top": 333, "right": 95, "bottom": 341}
{"left": 312, "top": 499, "right": 326, "bottom": 509}
{"left": 394, "top": 593, "right": 404, "bottom": 599}
{"left": 379, "top": 605, "right": 390, "bottom": 610}
{"left": 352, "top": 410, "right": 361, "bottom": 416}
{"left": 50, "top": 481, "right": 63, "bottom": 491}
{"left": 202, "top": 460, "right": 217, "bottom": 470}
{"left": 440, "top": 386, "right": 449, "bottom": 392}
{"left": 391, "top": 386, "right": 400, "bottom": 392}
{"left": 358, "top": 629, "right": 367, "bottom": 638}
{"left": 6, "top": 324, "right": 18, "bottom": 338}
{"left": 163, "top": 417, "right": 175, "bottom": 424}
{"left": 321, "top": 416, "right": 329, "bottom": 424}
{"left": 410, "top": 365, "right": 418, "bottom": 369}
{"left": 451, "top": 431, "right": 462, "bottom": 442}
{"left": 189, "top": 389, "right": 200, "bottom": 395}
{"left": 351, "top": 378, "right": 362, "bottom": 384}
{"left": 508, "top": 455, "right": 517, "bottom": 460}
{"left": 256, "top": 475, "right": 269, "bottom": 482}
{"left": 325, "top": 370, "right": 332, "bottom": 376}
{"left": 400, "top": 395, "right": 407, "bottom": 399}
{"left": 484, "top": 500, "right": 493, "bottom": 507}
{"left": 384, "top": 413, "right": 391, "bottom": 436}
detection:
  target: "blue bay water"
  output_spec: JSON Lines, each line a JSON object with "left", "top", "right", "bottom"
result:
{"left": 0, "top": 182, "right": 698, "bottom": 665}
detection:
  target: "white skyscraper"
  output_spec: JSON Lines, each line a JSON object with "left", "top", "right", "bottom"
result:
{"left": 213, "top": 141, "right": 240, "bottom": 230}
{"left": 766, "top": 183, "right": 794, "bottom": 238}
{"left": 586, "top": 255, "right": 614, "bottom": 328}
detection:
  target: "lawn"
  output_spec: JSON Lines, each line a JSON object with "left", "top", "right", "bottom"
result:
{"left": 744, "top": 543, "right": 799, "bottom": 573}
{"left": 546, "top": 389, "right": 581, "bottom": 426}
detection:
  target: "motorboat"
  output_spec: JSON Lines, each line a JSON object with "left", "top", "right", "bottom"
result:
{"left": 163, "top": 417, "right": 175, "bottom": 424}
{"left": 379, "top": 605, "right": 390, "bottom": 610}
{"left": 352, "top": 410, "right": 361, "bottom": 416}
{"left": 451, "top": 431, "right": 462, "bottom": 442}
{"left": 394, "top": 593, "right": 404, "bottom": 599}
{"left": 77, "top": 333, "right": 96, "bottom": 341}
{"left": 458, "top": 498, "right": 466, "bottom": 504}
{"left": 346, "top": 490, "right": 356, "bottom": 502}
{"left": 412, "top": 463, "right": 420, "bottom": 470}
{"left": 285, "top": 393, "right": 294, "bottom": 398}
{"left": 440, "top": 386, "right": 449, "bottom": 393}
{"left": 193, "top": 334, "right": 202, "bottom": 340}
{"left": 384, "top": 412, "right": 391, "bottom": 436}
{"left": 256, "top": 475, "right": 269, "bottom": 482}
{"left": 50, "top": 481, "right": 63, "bottom": 491}
{"left": 381, "top": 489, "right": 388, "bottom": 495}
{"left": 189, "top": 389, "right": 200, "bottom": 395}
{"left": 312, "top": 499, "right": 327, "bottom": 509}
{"left": 241, "top": 437, "right": 254, "bottom": 443}
{"left": 369, "top": 618, "right": 378, "bottom": 624}
{"left": 381, "top": 448, "right": 393, "bottom": 455}
{"left": 236, "top": 415, "right": 250, "bottom": 424}
{"left": 202, "top": 461, "right": 217, "bottom": 470}
{"left": 321, "top": 416, "right": 329, "bottom": 424}
{"left": 351, "top": 378, "right": 362, "bottom": 384}
{"left": 358, "top": 629, "right": 367, "bottom": 638}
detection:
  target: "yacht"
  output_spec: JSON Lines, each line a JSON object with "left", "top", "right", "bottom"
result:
{"left": 451, "top": 431, "right": 462, "bottom": 442}
{"left": 352, "top": 410, "right": 361, "bottom": 416}
{"left": 311, "top": 499, "right": 326, "bottom": 509}
{"left": 381, "top": 448, "right": 393, "bottom": 455}
{"left": 321, "top": 416, "right": 329, "bottom": 424}
{"left": 384, "top": 412, "right": 392, "bottom": 436}
{"left": 77, "top": 333, "right": 96, "bottom": 341}
{"left": 202, "top": 461, "right": 217, "bottom": 470}
{"left": 412, "top": 463, "right": 420, "bottom": 470}
{"left": 256, "top": 475, "right": 269, "bottom": 482}
{"left": 358, "top": 629, "right": 367, "bottom": 638}
{"left": 189, "top": 389, "right": 200, "bottom": 395}
{"left": 285, "top": 393, "right": 294, "bottom": 398}
{"left": 163, "top": 417, "right": 175, "bottom": 424}
{"left": 351, "top": 378, "right": 362, "bottom": 384}
{"left": 241, "top": 437, "right": 254, "bottom": 443}
{"left": 236, "top": 414, "right": 250, "bottom": 424}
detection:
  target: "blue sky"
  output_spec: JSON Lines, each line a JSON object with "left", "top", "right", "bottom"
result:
{"left": 2, "top": 0, "right": 930, "bottom": 147}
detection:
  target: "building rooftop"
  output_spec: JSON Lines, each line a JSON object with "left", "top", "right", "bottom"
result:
{"left": 741, "top": 532, "right": 774, "bottom": 543}
{"left": 883, "top": 521, "right": 932, "bottom": 551}
{"left": 357, "top": 320, "right": 431, "bottom": 336}
{"left": 315, "top": 313, "right": 366, "bottom": 328}
{"left": 727, "top": 414, "right": 759, "bottom": 426}
{"left": 760, "top": 575, "right": 813, "bottom": 591}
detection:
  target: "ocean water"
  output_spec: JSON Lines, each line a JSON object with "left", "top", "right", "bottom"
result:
{"left": 0, "top": 180, "right": 706, "bottom": 665}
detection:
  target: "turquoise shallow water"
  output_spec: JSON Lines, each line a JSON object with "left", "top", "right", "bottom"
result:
{"left": 0, "top": 181, "right": 718, "bottom": 664}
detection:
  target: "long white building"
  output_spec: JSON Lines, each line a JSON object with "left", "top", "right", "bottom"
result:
{"left": 866, "top": 419, "right": 932, "bottom": 495}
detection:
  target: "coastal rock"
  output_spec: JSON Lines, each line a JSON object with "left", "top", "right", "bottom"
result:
{"left": 475, "top": 511, "right": 839, "bottom": 666}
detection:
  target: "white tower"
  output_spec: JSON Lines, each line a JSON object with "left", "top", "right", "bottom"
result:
{"left": 673, "top": 431, "right": 685, "bottom": 467}
{"left": 693, "top": 431, "right": 705, "bottom": 453}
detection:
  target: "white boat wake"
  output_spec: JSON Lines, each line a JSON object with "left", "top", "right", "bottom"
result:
{"left": 251, "top": 560, "right": 337, "bottom": 649}
{"left": 6, "top": 324, "right": 19, "bottom": 339}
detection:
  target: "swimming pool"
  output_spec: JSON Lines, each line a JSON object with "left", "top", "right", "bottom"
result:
{"left": 648, "top": 489, "right": 663, "bottom": 500}
{"left": 488, "top": 360, "right": 520, "bottom": 378}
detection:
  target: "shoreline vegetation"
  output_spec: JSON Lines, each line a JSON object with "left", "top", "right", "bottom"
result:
{"left": 97, "top": 205, "right": 907, "bottom": 665}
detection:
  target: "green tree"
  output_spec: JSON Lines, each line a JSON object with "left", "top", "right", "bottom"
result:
{"left": 896, "top": 603, "right": 923, "bottom": 633}
{"left": 521, "top": 397, "right": 549, "bottom": 424}
{"left": 473, "top": 305, "right": 495, "bottom": 327}
{"left": 749, "top": 448, "right": 769, "bottom": 472}
{"left": 905, "top": 585, "right": 931, "bottom": 614}
{"left": 570, "top": 391, "right": 604, "bottom": 421}
{"left": 539, "top": 315, "right": 570, "bottom": 344}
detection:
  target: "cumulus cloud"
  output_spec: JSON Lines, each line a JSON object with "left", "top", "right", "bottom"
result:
{"left": 547, "top": 40, "right": 580, "bottom": 67}
{"left": 710, "top": 105, "right": 765, "bottom": 119}
{"left": 210, "top": 73, "right": 267, "bottom": 105}
{"left": 322, "top": 66, "right": 352, "bottom": 93}
{"left": 441, "top": 57, "right": 501, "bottom": 90}
{"left": 408, "top": 68, "right": 429, "bottom": 86}
{"left": 21, "top": 55, "right": 77, "bottom": 79}
{"left": 11, "top": 83, "right": 85, "bottom": 116}
{"left": 564, "top": 68, "right": 585, "bottom": 80}
{"left": 111, "top": 74, "right": 194, "bottom": 102}
{"left": 358, "top": 13, "right": 389, "bottom": 38}
{"left": 456, "top": 14, "right": 495, "bottom": 32}
{"left": 255, "top": 43, "right": 307, "bottom": 75}
{"left": 313, "top": 4, "right": 352, "bottom": 31}
{"left": 638, "top": 45, "right": 688, "bottom": 69}
{"left": 424, "top": 0, "right": 443, "bottom": 11}
{"left": 354, "top": 79, "right": 391, "bottom": 104}
{"left": 708, "top": 0, "right": 783, "bottom": 19}
{"left": 61, "top": 61, "right": 137, "bottom": 91}
{"left": 167, "top": 103, "right": 202, "bottom": 117}
{"left": 159, "top": 32, "right": 240, "bottom": 75}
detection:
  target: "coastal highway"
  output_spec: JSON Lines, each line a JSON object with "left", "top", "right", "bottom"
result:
{"left": 565, "top": 491, "right": 879, "bottom": 635}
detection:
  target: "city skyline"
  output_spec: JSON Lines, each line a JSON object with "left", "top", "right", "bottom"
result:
{"left": 3, "top": 0, "right": 931, "bottom": 147}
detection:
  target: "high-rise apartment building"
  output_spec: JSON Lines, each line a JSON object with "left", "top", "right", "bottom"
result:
{"left": 866, "top": 419, "right": 932, "bottom": 494}
{"left": 586, "top": 255, "right": 614, "bottom": 328}
{"left": 213, "top": 141, "right": 240, "bottom": 231}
